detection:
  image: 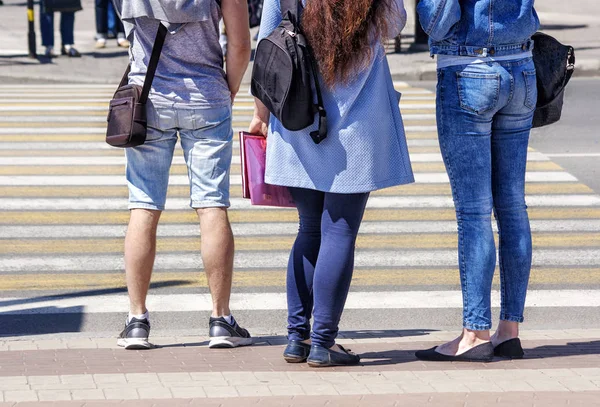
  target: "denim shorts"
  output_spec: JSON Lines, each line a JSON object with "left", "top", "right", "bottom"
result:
{"left": 125, "top": 105, "right": 233, "bottom": 211}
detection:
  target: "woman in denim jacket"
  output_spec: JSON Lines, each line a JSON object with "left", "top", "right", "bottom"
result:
{"left": 415, "top": 0, "right": 539, "bottom": 362}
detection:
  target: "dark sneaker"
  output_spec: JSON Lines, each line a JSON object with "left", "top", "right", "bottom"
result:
{"left": 117, "top": 317, "right": 153, "bottom": 350}
{"left": 209, "top": 316, "right": 252, "bottom": 348}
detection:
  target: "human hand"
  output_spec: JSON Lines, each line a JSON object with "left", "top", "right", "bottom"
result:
{"left": 248, "top": 115, "right": 268, "bottom": 137}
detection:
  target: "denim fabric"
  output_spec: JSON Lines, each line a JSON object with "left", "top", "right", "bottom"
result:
{"left": 126, "top": 105, "right": 233, "bottom": 211}
{"left": 436, "top": 57, "right": 536, "bottom": 330}
{"left": 286, "top": 188, "right": 369, "bottom": 348}
{"left": 417, "top": 0, "right": 539, "bottom": 57}
{"left": 39, "top": 10, "right": 75, "bottom": 47}
{"left": 96, "top": 0, "right": 125, "bottom": 36}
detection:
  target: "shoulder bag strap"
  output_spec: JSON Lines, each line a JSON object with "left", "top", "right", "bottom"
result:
{"left": 118, "top": 64, "right": 131, "bottom": 88}
{"left": 140, "top": 23, "right": 168, "bottom": 105}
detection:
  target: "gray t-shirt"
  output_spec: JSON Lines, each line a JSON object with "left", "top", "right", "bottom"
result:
{"left": 128, "top": 3, "right": 230, "bottom": 109}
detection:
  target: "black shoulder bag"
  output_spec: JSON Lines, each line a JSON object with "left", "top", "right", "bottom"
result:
{"left": 106, "top": 23, "right": 167, "bottom": 148}
{"left": 531, "top": 32, "right": 575, "bottom": 128}
{"left": 251, "top": 0, "right": 327, "bottom": 144}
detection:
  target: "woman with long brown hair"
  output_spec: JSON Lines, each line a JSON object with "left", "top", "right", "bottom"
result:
{"left": 249, "top": 0, "right": 413, "bottom": 367}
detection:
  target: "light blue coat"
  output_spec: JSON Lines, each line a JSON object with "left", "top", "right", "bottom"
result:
{"left": 258, "top": 0, "right": 414, "bottom": 193}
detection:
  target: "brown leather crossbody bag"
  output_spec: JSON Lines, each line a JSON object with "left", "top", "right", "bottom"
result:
{"left": 106, "top": 23, "right": 167, "bottom": 148}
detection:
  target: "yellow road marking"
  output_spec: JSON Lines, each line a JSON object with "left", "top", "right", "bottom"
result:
{"left": 0, "top": 122, "right": 106, "bottom": 128}
{"left": 0, "top": 135, "right": 106, "bottom": 142}
{"left": 0, "top": 183, "right": 592, "bottom": 198}
{"left": 0, "top": 161, "right": 565, "bottom": 176}
{"left": 0, "top": 103, "right": 108, "bottom": 107}
{"left": 0, "top": 268, "right": 598, "bottom": 290}
{"left": 3, "top": 233, "right": 600, "bottom": 254}
{"left": 0, "top": 149, "right": 125, "bottom": 157}
{"left": 2, "top": 208, "right": 600, "bottom": 225}
{"left": 0, "top": 131, "right": 440, "bottom": 143}
{"left": 0, "top": 147, "right": 442, "bottom": 156}
{"left": 0, "top": 111, "right": 108, "bottom": 117}
{"left": 1, "top": 109, "right": 437, "bottom": 117}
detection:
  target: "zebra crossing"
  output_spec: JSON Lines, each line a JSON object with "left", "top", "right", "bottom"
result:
{"left": 0, "top": 83, "right": 599, "bottom": 335}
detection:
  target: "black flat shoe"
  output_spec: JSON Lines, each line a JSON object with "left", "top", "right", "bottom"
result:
{"left": 415, "top": 342, "right": 494, "bottom": 362}
{"left": 494, "top": 338, "right": 524, "bottom": 359}
{"left": 307, "top": 344, "right": 360, "bottom": 367}
{"left": 283, "top": 340, "right": 311, "bottom": 363}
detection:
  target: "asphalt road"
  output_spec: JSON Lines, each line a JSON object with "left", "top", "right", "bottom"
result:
{"left": 0, "top": 79, "right": 599, "bottom": 339}
{"left": 417, "top": 77, "right": 600, "bottom": 192}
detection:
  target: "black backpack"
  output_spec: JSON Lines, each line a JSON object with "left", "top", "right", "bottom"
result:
{"left": 251, "top": 0, "right": 327, "bottom": 144}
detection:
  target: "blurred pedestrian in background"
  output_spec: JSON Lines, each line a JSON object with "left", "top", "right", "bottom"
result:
{"left": 39, "top": 0, "right": 82, "bottom": 58}
{"left": 95, "top": 0, "right": 129, "bottom": 48}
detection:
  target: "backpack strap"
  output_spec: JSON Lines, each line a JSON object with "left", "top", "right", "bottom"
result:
{"left": 307, "top": 47, "right": 327, "bottom": 144}
{"left": 281, "top": 0, "right": 301, "bottom": 25}
{"left": 140, "top": 23, "right": 168, "bottom": 105}
{"left": 281, "top": 0, "right": 328, "bottom": 144}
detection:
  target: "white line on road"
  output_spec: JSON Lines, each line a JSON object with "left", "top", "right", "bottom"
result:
{"left": 0, "top": 172, "right": 579, "bottom": 187}
{"left": 0, "top": 151, "right": 552, "bottom": 166}
{"left": 0, "top": 290, "right": 598, "bottom": 314}
{"left": 0, "top": 250, "right": 598, "bottom": 273}
{"left": 0, "top": 113, "right": 439, "bottom": 123}
{"left": 2, "top": 220, "right": 600, "bottom": 239}
{"left": 1, "top": 195, "right": 597, "bottom": 210}
{"left": 546, "top": 153, "right": 600, "bottom": 158}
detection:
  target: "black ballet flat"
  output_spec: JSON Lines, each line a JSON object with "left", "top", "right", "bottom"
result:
{"left": 415, "top": 342, "right": 494, "bottom": 362}
{"left": 494, "top": 338, "right": 524, "bottom": 359}
{"left": 307, "top": 344, "right": 360, "bottom": 367}
{"left": 283, "top": 340, "right": 311, "bottom": 363}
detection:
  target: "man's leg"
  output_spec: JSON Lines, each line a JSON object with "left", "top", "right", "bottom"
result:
{"left": 179, "top": 106, "right": 251, "bottom": 348}
{"left": 196, "top": 207, "right": 234, "bottom": 317}
{"left": 125, "top": 209, "right": 162, "bottom": 315}
{"left": 119, "top": 110, "right": 177, "bottom": 349}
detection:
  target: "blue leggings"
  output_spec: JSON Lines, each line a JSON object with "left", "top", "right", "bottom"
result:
{"left": 286, "top": 188, "right": 369, "bottom": 348}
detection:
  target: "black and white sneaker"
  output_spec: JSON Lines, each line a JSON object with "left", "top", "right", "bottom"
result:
{"left": 208, "top": 316, "right": 252, "bottom": 348}
{"left": 117, "top": 317, "right": 153, "bottom": 350}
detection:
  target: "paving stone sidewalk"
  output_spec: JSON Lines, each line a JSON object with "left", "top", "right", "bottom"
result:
{"left": 0, "top": 330, "right": 599, "bottom": 406}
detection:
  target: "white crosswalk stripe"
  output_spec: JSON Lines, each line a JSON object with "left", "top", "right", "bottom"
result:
{"left": 0, "top": 84, "right": 599, "bottom": 334}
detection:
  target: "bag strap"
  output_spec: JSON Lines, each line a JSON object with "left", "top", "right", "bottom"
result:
{"left": 140, "top": 23, "right": 168, "bottom": 104}
{"left": 281, "top": 0, "right": 300, "bottom": 24}
{"left": 280, "top": 0, "right": 328, "bottom": 143}
{"left": 307, "top": 46, "right": 327, "bottom": 144}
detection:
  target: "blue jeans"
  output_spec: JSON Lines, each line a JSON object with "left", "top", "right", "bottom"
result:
{"left": 286, "top": 188, "right": 369, "bottom": 348}
{"left": 40, "top": 10, "right": 75, "bottom": 47}
{"left": 437, "top": 57, "right": 536, "bottom": 331}
{"left": 95, "top": 0, "right": 125, "bottom": 36}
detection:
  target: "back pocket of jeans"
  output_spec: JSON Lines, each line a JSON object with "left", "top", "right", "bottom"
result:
{"left": 523, "top": 69, "right": 537, "bottom": 110}
{"left": 457, "top": 72, "right": 500, "bottom": 115}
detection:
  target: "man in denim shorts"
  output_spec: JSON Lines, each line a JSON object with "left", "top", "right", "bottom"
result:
{"left": 113, "top": 0, "right": 251, "bottom": 349}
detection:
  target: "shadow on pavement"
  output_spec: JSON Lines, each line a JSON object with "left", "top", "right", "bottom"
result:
{"left": 0, "top": 280, "right": 191, "bottom": 309}
{"left": 0, "top": 281, "right": 191, "bottom": 337}
{"left": 156, "top": 329, "right": 439, "bottom": 349}
{"left": 540, "top": 24, "right": 588, "bottom": 31}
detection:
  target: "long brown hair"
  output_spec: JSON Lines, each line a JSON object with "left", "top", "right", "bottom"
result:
{"left": 301, "top": 0, "right": 397, "bottom": 88}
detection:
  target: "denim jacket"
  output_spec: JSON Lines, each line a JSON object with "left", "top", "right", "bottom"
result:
{"left": 416, "top": 0, "right": 540, "bottom": 57}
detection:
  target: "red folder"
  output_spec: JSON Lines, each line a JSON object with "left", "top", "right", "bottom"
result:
{"left": 239, "top": 132, "right": 295, "bottom": 208}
